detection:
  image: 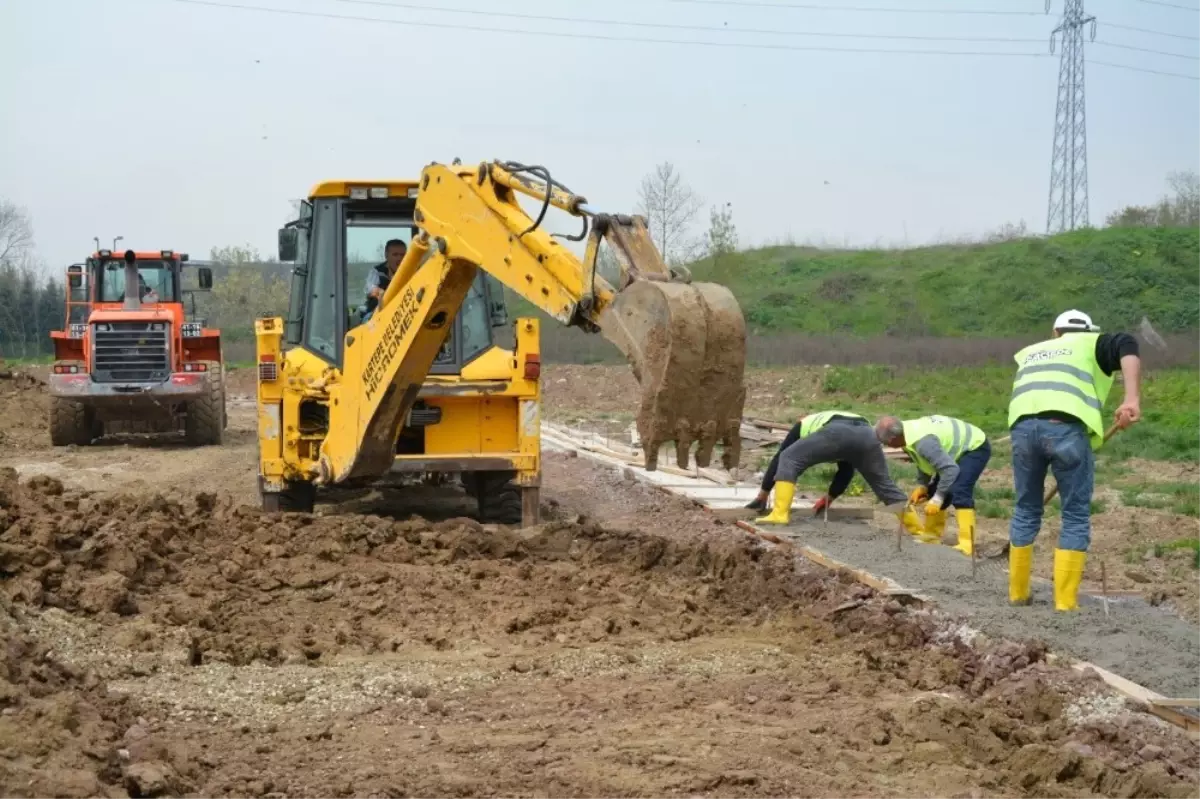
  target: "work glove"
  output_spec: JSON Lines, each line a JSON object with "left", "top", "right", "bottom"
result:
{"left": 909, "top": 486, "right": 928, "bottom": 505}
{"left": 812, "top": 495, "right": 831, "bottom": 515}
{"left": 925, "top": 494, "right": 945, "bottom": 513}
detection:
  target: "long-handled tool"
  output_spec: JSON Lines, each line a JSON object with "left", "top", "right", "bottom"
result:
{"left": 979, "top": 422, "right": 1122, "bottom": 561}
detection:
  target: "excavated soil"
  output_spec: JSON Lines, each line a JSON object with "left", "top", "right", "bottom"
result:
{"left": 0, "top": 466, "right": 1198, "bottom": 798}
{"left": 0, "top": 368, "right": 1197, "bottom": 797}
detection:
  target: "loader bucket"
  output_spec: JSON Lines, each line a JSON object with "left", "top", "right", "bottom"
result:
{"left": 598, "top": 279, "right": 746, "bottom": 472}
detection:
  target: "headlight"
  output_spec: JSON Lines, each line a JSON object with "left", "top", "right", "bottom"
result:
{"left": 181, "top": 322, "right": 202, "bottom": 338}
{"left": 68, "top": 323, "right": 86, "bottom": 339}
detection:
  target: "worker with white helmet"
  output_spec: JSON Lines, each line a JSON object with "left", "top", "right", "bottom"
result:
{"left": 1006, "top": 310, "right": 1142, "bottom": 612}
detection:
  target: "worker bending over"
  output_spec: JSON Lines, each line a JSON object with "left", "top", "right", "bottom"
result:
{"left": 744, "top": 421, "right": 803, "bottom": 513}
{"left": 756, "top": 410, "right": 910, "bottom": 527}
{"left": 1007, "top": 310, "right": 1141, "bottom": 612}
{"left": 875, "top": 415, "right": 991, "bottom": 555}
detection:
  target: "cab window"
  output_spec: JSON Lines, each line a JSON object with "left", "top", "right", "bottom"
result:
{"left": 97, "top": 261, "right": 176, "bottom": 303}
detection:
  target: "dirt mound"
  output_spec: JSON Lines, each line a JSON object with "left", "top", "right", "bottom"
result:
{"left": 0, "top": 595, "right": 189, "bottom": 791}
{"left": 1, "top": 470, "right": 1197, "bottom": 797}
{"left": 0, "top": 370, "right": 49, "bottom": 450}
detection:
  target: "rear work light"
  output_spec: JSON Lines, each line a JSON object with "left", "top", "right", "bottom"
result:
{"left": 161, "top": 250, "right": 174, "bottom": 258}
{"left": 369, "top": 186, "right": 388, "bottom": 198}
{"left": 349, "top": 187, "right": 369, "bottom": 200}
{"left": 182, "top": 363, "right": 208, "bottom": 372}
{"left": 523, "top": 353, "right": 541, "bottom": 380}
{"left": 53, "top": 364, "right": 82, "bottom": 375}
{"left": 258, "top": 352, "right": 278, "bottom": 382}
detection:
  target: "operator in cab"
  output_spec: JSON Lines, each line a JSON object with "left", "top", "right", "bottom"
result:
{"left": 360, "top": 238, "right": 407, "bottom": 322}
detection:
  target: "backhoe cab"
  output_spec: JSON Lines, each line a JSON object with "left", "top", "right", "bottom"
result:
{"left": 256, "top": 161, "right": 746, "bottom": 523}
{"left": 49, "top": 248, "right": 226, "bottom": 445}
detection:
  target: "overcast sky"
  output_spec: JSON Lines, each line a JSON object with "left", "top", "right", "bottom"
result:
{"left": 1, "top": 0, "right": 1196, "bottom": 270}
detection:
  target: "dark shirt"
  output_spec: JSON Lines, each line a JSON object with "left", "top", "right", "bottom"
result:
{"left": 362, "top": 262, "right": 390, "bottom": 316}
{"left": 1021, "top": 331, "right": 1139, "bottom": 426}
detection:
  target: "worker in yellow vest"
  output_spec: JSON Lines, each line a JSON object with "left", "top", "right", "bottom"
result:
{"left": 755, "top": 410, "right": 912, "bottom": 528}
{"left": 874, "top": 415, "right": 991, "bottom": 555}
{"left": 1007, "top": 310, "right": 1142, "bottom": 611}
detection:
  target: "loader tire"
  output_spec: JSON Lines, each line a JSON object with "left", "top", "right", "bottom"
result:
{"left": 49, "top": 398, "right": 95, "bottom": 447}
{"left": 185, "top": 362, "right": 224, "bottom": 446}
{"left": 261, "top": 480, "right": 316, "bottom": 514}
{"left": 473, "top": 471, "right": 522, "bottom": 525}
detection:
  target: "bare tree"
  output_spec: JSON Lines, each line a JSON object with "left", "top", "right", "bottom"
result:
{"left": 706, "top": 202, "right": 739, "bottom": 257}
{"left": 636, "top": 162, "right": 702, "bottom": 264}
{"left": 0, "top": 200, "right": 34, "bottom": 267}
{"left": 1106, "top": 170, "right": 1200, "bottom": 229}
{"left": 1167, "top": 170, "right": 1199, "bottom": 227}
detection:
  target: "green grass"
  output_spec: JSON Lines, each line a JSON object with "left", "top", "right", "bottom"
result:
{"left": 1119, "top": 481, "right": 1200, "bottom": 517}
{"left": 687, "top": 226, "right": 1200, "bottom": 336}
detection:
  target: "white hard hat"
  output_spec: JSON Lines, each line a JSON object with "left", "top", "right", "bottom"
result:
{"left": 1053, "top": 309, "right": 1099, "bottom": 332}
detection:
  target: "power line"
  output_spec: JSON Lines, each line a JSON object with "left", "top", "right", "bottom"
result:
{"left": 343, "top": 0, "right": 1045, "bottom": 43}
{"left": 662, "top": 0, "right": 1045, "bottom": 14}
{"left": 1093, "top": 39, "right": 1200, "bottom": 59}
{"left": 1136, "top": 0, "right": 1199, "bottom": 10}
{"left": 169, "top": 0, "right": 1200, "bottom": 78}
{"left": 1104, "top": 21, "right": 1200, "bottom": 41}
{"left": 170, "top": 0, "right": 1049, "bottom": 56}
{"left": 1088, "top": 57, "right": 1200, "bottom": 77}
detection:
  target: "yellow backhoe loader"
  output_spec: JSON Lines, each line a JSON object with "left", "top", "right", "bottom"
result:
{"left": 255, "top": 160, "right": 746, "bottom": 524}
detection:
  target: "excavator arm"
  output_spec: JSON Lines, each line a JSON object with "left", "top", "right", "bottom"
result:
{"left": 315, "top": 160, "right": 746, "bottom": 485}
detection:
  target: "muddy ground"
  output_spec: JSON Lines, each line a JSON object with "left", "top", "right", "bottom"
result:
{"left": 0, "top": 367, "right": 1198, "bottom": 797}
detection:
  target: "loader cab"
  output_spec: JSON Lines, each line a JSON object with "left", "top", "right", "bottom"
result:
{"left": 280, "top": 185, "right": 509, "bottom": 374}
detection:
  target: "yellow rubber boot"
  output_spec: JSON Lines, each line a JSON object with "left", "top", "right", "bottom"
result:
{"left": 900, "top": 507, "right": 936, "bottom": 543}
{"left": 953, "top": 508, "right": 976, "bottom": 556}
{"left": 921, "top": 505, "right": 946, "bottom": 544}
{"left": 1009, "top": 544, "right": 1033, "bottom": 606}
{"left": 756, "top": 481, "right": 795, "bottom": 525}
{"left": 1054, "top": 549, "right": 1087, "bottom": 611}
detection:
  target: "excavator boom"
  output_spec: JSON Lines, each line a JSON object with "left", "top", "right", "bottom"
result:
{"left": 296, "top": 160, "right": 746, "bottom": 489}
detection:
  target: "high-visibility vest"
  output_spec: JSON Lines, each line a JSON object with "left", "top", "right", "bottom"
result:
{"left": 902, "top": 415, "right": 987, "bottom": 477}
{"left": 799, "top": 410, "right": 866, "bottom": 438}
{"left": 1008, "top": 333, "right": 1113, "bottom": 449}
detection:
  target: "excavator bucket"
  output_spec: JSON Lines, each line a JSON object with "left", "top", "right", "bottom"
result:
{"left": 594, "top": 218, "right": 746, "bottom": 472}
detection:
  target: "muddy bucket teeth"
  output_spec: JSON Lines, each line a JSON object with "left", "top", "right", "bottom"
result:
{"left": 598, "top": 279, "right": 747, "bottom": 471}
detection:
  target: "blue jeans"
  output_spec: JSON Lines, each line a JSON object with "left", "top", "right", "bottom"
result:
{"left": 927, "top": 440, "right": 991, "bottom": 509}
{"left": 1008, "top": 418, "right": 1094, "bottom": 552}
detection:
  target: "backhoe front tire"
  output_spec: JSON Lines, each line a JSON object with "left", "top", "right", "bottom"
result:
{"left": 261, "top": 480, "right": 316, "bottom": 514}
{"left": 472, "top": 471, "right": 522, "bottom": 525}
{"left": 185, "top": 362, "right": 225, "bottom": 446}
{"left": 49, "top": 398, "right": 96, "bottom": 447}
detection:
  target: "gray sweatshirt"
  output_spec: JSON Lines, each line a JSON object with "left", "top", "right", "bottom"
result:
{"left": 913, "top": 435, "right": 959, "bottom": 501}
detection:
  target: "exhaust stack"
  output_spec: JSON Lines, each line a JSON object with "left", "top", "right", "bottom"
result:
{"left": 122, "top": 250, "right": 140, "bottom": 311}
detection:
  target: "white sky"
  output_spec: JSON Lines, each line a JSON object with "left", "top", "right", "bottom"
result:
{"left": 1, "top": 0, "right": 1197, "bottom": 270}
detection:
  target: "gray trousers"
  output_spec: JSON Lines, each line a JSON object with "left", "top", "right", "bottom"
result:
{"left": 775, "top": 420, "right": 906, "bottom": 506}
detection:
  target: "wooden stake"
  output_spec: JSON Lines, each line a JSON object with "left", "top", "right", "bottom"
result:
{"left": 1101, "top": 560, "right": 1110, "bottom": 619}
{"left": 970, "top": 523, "right": 977, "bottom": 578}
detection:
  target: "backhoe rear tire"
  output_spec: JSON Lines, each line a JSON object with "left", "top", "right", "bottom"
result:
{"left": 261, "top": 480, "right": 316, "bottom": 514}
{"left": 472, "top": 471, "right": 522, "bottom": 525}
{"left": 185, "top": 362, "right": 225, "bottom": 446}
{"left": 49, "top": 398, "right": 96, "bottom": 447}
